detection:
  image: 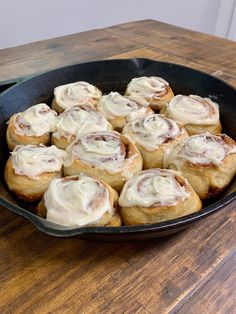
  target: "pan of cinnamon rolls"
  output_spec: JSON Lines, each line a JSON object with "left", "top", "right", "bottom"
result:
{"left": 0, "top": 58, "right": 235, "bottom": 240}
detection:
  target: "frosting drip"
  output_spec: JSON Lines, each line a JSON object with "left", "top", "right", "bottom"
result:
{"left": 45, "top": 174, "right": 113, "bottom": 227}
{"left": 166, "top": 95, "right": 219, "bottom": 125}
{"left": 164, "top": 133, "right": 236, "bottom": 167}
{"left": 53, "top": 105, "right": 111, "bottom": 140}
{"left": 11, "top": 144, "right": 66, "bottom": 180}
{"left": 64, "top": 131, "right": 135, "bottom": 174}
{"left": 97, "top": 92, "right": 152, "bottom": 122}
{"left": 54, "top": 81, "right": 101, "bottom": 109}
{"left": 118, "top": 169, "right": 190, "bottom": 207}
{"left": 123, "top": 114, "right": 183, "bottom": 151}
{"left": 14, "top": 103, "right": 57, "bottom": 136}
{"left": 126, "top": 76, "right": 169, "bottom": 100}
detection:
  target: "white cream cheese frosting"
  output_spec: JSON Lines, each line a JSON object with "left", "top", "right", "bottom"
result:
{"left": 166, "top": 95, "right": 219, "bottom": 125}
{"left": 44, "top": 174, "right": 114, "bottom": 227}
{"left": 53, "top": 104, "right": 111, "bottom": 140}
{"left": 164, "top": 133, "right": 236, "bottom": 167}
{"left": 54, "top": 81, "right": 102, "bottom": 110}
{"left": 11, "top": 144, "right": 66, "bottom": 180}
{"left": 126, "top": 76, "right": 169, "bottom": 100}
{"left": 97, "top": 92, "right": 152, "bottom": 122}
{"left": 123, "top": 114, "right": 184, "bottom": 151}
{"left": 14, "top": 103, "right": 57, "bottom": 136}
{"left": 118, "top": 169, "right": 190, "bottom": 207}
{"left": 64, "top": 131, "right": 136, "bottom": 174}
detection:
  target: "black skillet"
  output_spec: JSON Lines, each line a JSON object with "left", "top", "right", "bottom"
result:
{"left": 0, "top": 58, "right": 235, "bottom": 241}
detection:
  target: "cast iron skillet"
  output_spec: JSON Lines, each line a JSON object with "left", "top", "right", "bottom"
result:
{"left": 0, "top": 58, "right": 235, "bottom": 241}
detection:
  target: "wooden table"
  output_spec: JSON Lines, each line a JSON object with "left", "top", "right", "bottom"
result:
{"left": 0, "top": 20, "right": 236, "bottom": 314}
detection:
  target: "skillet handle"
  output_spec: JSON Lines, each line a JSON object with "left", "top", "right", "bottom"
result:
{"left": 0, "top": 79, "right": 21, "bottom": 94}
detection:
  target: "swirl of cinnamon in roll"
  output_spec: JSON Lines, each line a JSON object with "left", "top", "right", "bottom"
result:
{"left": 63, "top": 131, "right": 143, "bottom": 191}
{"left": 165, "top": 133, "right": 236, "bottom": 166}
{"left": 13, "top": 103, "right": 57, "bottom": 136}
{"left": 160, "top": 95, "right": 222, "bottom": 135}
{"left": 123, "top": 114, "right": 187, "bottom": 151}
{"left": 52, "top": 81, "right": 102, "bottom": 113}
{"left": 125, "top": 76, "right": 174, "bottom": 111}
{"left": 123, "top": 114, "right": 188, "bottom": 169}
{"left": 37, "top": 174, "right": 121, "bottom": 227}
{"left": 11, "top": 145, "right": 66, "bottom": 179}
{"left": 96, "top": 92, "right": 153, "bottom": 130}
{"left": 4, "top": 144, "right": 66, "bottom": 201}
{"left": 118, "top": 168, "right": 202, "bottom": 225}
{"left": 164, "top": 133, "right": 236, "bottom": 199}
{"left": 6, "top": 103, "right": 57, "bottom": 150}
{"left": 52, "top": 104, "right": 113, "bottom": 149}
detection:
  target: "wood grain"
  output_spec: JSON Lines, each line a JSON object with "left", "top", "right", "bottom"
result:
{"left": 0, "top": 28, "right": 142, "bottom": 82}
{"left": 177, "top": 253, "right": 236, "bottom": 314}
{"left": 109, "top": 20, "right": 236, "bottom": 78}
{"left": 0, "top": 20, "right": 236, "bottom": 313}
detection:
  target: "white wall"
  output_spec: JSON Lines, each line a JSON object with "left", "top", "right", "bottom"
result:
{"left": 0, "top": 0, "right": 221, "bottom": 49}
{"left": 215, "top": 0, "right": 236, "bottom": 40}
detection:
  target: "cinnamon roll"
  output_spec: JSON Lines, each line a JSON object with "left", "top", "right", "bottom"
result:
{"left": 123, "top": 114, "right": 188, "bottom": 169}
{"left": 63, "top": 131, "right": 143, "bottom": 191}
{"left": 37, "top": 174, "right": 121, "bottom": 227}
{"left": 118, "top": 168, "right": 202, "bottom": 225}
{"left": 164, "top": 133, "right": 236, "bottom": 199}
{"left": 125, "top": 76, "right": 174, "bottom": 111}
{"left": 96, "top": 92, "right": 153, "bottom": 131}
{"left": 51, "top": 104, "right": 113, "bottom": 149}
{"left": 51, "top": 81, "right": 102, "bottom": 113}
{"left": 4, "top": 144, "right": 66, "bottom": 201}
{"left": 160, "top": 95, "right": 222, "bottom": 135}
{"left": 6, "top": 103, "right": 57, "bottom": 151}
